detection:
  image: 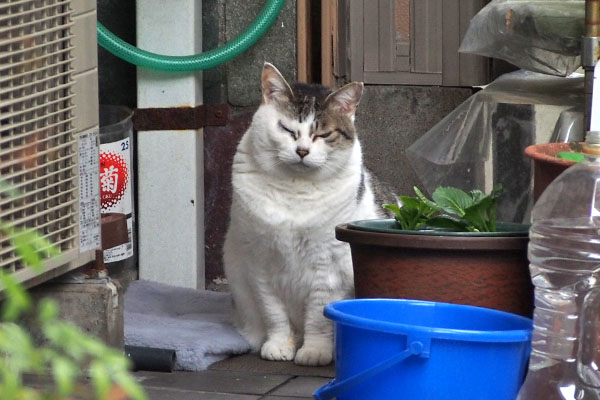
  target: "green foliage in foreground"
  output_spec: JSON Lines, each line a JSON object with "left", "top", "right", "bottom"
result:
{"left": 0, "top": 184, "right": 147, "bottom": 400}
{"left": 383, "top": 185, "right": 503, "bottom": 233}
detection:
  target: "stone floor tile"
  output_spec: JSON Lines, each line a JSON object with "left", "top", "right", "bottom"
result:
{"left": 135, "top": 370, "right": 292, "bottom": 395}
{"left": 210, "top": 353, "right": 335, "bottom": 378}
{"left": 145, "top": 387, "right": 260, "bottom": 400}
{"left": 260, "top": 397, "right": 311, "bottom": 400}
{"left": 268, "top": 376, "right": 331, "bottom": 398}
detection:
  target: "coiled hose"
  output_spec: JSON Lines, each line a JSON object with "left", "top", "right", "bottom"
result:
{"left": 97, "top": 0, "right": 287, "bottom": 72}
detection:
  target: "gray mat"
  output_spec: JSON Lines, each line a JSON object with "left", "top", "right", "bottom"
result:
{"left": 124, "top": 280, "right": 250, "bottom": 371}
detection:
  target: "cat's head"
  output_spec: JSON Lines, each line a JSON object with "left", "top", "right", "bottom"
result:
{"left": 250, "top": 62, "right": 363, "bottom": 177}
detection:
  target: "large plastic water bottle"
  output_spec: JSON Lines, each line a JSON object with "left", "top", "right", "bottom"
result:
{"left": 517, "top": 131, "right": 600, "bottom": 399}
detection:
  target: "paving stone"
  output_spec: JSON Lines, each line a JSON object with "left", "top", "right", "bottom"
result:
{"left": 268, "top": 377, "right": 331, "bottom": 398}
{"left": 144, "top": 387, "right": 260, "bottom": 400}
{"left": 210, "top": 353, "right": 335, "bottom": 378}
{"left": 26, "top": 278, "right": 124, "bottom": 348}
{"left": 135, "top": 370, "right": 292, "bottom": 395}
{"left": 261, "top": 397, "right": 311, "bottom": 400}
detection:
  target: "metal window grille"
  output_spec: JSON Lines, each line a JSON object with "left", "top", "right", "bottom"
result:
{"left": 0, "top": 0, "right": 96, "bottom": 287}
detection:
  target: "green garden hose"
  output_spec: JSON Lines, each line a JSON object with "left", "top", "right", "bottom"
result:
{"left": 97, "top": 0, "right": 286, "bottom": 72}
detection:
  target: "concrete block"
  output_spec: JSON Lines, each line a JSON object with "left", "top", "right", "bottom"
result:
{"left": 27, "top": 278, "right": 124, "bottom": 349}
{"left": 224, "top": 0, "right": 297, "bottom": 106}
{"left": 201, "top": 0, "right": 226, "bottom": 104}
{"left": 356, "top": 85, "right": 474, "bottom": 196}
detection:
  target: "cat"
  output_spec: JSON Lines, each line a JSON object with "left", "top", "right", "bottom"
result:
{"left": 223, "top": 62, "right": 385, "bottom": 366}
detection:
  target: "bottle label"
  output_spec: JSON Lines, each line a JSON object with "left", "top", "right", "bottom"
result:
{"left": 100, "top": 138, "right": 133, "bottom": 262}
{"left": 78, "top": 129, "right": 101, "bottom": 252}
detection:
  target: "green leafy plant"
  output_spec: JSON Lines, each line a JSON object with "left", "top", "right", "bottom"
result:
{"left": 0, "top": 184, "right": 147, "bottom": 400}
{"left": 382, "top": 187, "right": 439, "bottom": 230}
{"left": 556, "top": 141, "right": 585, "bottom": 163}
{"left": 383, "top": 185, "right": 503, "bottom": 233}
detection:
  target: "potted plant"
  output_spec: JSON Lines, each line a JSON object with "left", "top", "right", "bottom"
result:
{"left": 524, "top": 142, "right": 582, "bottom": 201}
{"left": 336, "top": 186, "right": 534, "bottom": 317}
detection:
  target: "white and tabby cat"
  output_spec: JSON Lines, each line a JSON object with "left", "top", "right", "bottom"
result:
{"left": 224, "top": 62, "right": 385, "bottom": 366}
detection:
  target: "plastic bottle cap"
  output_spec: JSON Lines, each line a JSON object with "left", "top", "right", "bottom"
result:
{"left": 583, "top": 131, "right": 600, "bottom": 155}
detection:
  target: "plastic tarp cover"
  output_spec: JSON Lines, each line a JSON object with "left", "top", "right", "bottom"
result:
{"left": 459, "top": 0, "right": 584, "bottom": 76}
{"left": 406, "top": 70, "right": 584, "bottom": 223}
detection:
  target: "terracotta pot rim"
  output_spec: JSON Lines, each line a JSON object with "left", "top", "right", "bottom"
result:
{"left": 524, "top": 143, "right": 577, "bottom": 167}
{"left": 336, "top": 224, "right": 529, "bottom": 251}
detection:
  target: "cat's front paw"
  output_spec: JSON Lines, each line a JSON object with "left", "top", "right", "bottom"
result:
{"left": 260, "top": 336, "right": 296, "bottom": 361}
{"left": 294, "top": 342, "right": 333, "bottom": 366}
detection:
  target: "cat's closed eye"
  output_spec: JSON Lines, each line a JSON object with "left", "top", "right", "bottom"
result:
{"left": 278, "top": 121, "right": 297, "bottom": 140}
{"left": 312, "top": 131, "right": 333, "bottom": 142}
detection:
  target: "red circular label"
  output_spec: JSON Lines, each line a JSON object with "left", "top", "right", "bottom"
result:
{"left": 100, "top": 151, "right": 129, "bottom": 210}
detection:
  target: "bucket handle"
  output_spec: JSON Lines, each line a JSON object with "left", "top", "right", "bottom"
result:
{"left": 313, "top": 340, "right": 426, "bottom": 400}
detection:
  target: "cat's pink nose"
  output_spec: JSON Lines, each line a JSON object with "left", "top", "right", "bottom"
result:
{"left": 296, "top": 149, "right": 309, "bottom": 158}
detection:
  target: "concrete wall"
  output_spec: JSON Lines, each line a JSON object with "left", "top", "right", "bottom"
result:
{"left": 356, "top": 86, "right": 474, "bottom": 197}
{"left": 202, "top": 0, "right": 297, "bottom": 106}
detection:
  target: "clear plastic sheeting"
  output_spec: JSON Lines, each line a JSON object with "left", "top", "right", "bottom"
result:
{"left": 550, "top": 107, "right": 584, "bottom": 143}
{"left": 459, "top": 0, "right": 585, "bottom": 76}
{"left": 406, "top": 70, "right": 584, "bottom": 223}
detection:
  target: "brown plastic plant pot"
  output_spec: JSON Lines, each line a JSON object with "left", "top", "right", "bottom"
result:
{"left": 524, "top": 142, "right": 577, "bottom": 202}
{"left": 336, "top": 221, "right": 534, "bottom": 318}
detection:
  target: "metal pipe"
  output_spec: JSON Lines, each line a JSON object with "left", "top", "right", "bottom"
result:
{"left": 584, "top": 0, "right": 600, "bottom": 131}
{"left": 587, "top": 0, "right": 600, "bottom": 36}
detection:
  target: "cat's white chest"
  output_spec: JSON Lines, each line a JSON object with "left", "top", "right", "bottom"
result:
{"left": 233, "top": 168, "right": 353, "bottom": 230}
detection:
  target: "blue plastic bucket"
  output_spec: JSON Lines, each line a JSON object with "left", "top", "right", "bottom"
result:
{"left": 314, "top": 299, "right": 532, "bottom": 400}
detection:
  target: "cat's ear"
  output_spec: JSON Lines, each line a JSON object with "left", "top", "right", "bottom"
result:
{"left": 324, "top": 82, "right": 363, "bottom": 118}
{"left": 261, "top": 62, "right": 293, "bottom": 105}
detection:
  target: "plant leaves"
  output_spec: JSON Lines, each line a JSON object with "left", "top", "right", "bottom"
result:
{"left": 90, "top": 361, "right": 111, "bottom": 400}
{"left": 395, "top": 207, "right": 421, "bottom": 230}
{"left": 384, "top": 195, "right": 435, "bottom": 231}
{"left": 113, "top": 373, "right": 148, "bottom": 400}
{"left": 382, "top": 203, "right": 400, "bottom": 215}
{"left": 2, "top": 224, "right": 60, "bottom": 272}
{"left": 0, "top": 180, "right": 19, "bottom": 198}
{"left": 426, "top": 216, "right": 470, "bottom": 231}
{"left": 488, "top": 201, "right": 497, "bottom": 232}
{"left": 0, "top": 198, "right": 146, "bottom": 400}
{"left": 431, "top": 187, "right": 473, "bottom": 217}
{"left": 396, "top": 196, "right": 422, "bottom": 210}
{"left": 0, "top": 363, "right": 21, "bottom": 400}
{"left": 468, "top": 189, "right": 486, "bottom": 205}
{"left": 52, "top": 357, "right": 77, "bottom": 397}
{"left": 0, "top": 272, "right": 31, "bottom": 321}
{"left": 464, "top": 196, "right": 496, "bottom": 232}
{"left": 489, "top": 184, "right": 504, "bottom": 200}
{"left": 413, "top": 187, "right": 440, "bottom": 212}
{"left": 38, "top": 299, "right": 59, "bottom": 325}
